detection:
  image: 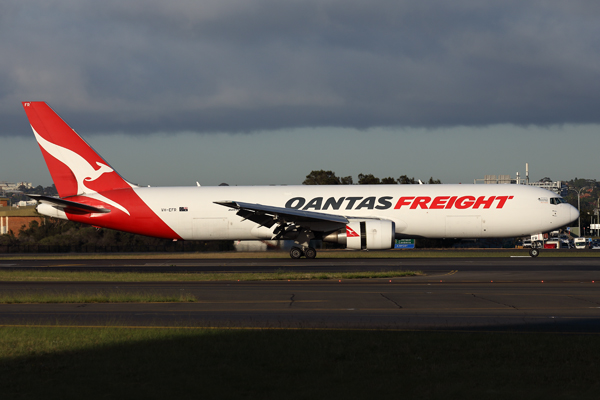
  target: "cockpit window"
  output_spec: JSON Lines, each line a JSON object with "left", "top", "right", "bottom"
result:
{"left": 550, "top": 197, "right": 567, "bottom": 205}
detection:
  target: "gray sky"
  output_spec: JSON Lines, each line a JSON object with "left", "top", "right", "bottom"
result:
{"left": 1, "top": 1, "right": 600, "bottom": 187}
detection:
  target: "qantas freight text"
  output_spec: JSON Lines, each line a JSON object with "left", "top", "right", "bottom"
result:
{"left": 285, "top": 195, "right": 515, "bottom": 211}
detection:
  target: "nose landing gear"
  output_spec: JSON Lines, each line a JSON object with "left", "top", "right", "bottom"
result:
{"left": 529, "top": 248, "right": 540, "bottom": 257}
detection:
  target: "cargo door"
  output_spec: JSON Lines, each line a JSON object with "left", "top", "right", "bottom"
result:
{"left": 445, "top": 215, "right": 482, "bottom": 238}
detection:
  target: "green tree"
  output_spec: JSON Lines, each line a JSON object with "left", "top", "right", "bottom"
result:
{"left": 398, "top": 175, "right": 416, "bottom": 184}
{"left": 340, "top": 176, "right": 353, "bottom": 185}
{"left": 303, "top": 170, "right": 352, "bottom": 185}
{"left": 6, "top": 184, "right": 57, "bottom": 204}
{"left": 0, "top": 230, "right": 18, "bottom": 245}
{"left": 357, "top": 174, "right": 381, "bottom": 185}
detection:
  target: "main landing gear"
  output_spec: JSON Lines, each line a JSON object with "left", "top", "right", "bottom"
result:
{"left": 290, "top": 246, "right": 317, "bottom": 259}
{"left": 289, "top": 227, "right": 316, "bottom": 259}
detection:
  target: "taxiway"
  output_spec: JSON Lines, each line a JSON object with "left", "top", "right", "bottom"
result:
{"left": 1, "top": 256, "right": 599, "bottom": 332}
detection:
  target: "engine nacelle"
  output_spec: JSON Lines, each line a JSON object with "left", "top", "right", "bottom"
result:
{"left": 323, "top": 219, "right": 395, "bottom": 250}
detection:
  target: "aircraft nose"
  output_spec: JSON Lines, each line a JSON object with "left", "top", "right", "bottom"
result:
{"left": 571, "top": 205, "right": 580, "bottom": 224}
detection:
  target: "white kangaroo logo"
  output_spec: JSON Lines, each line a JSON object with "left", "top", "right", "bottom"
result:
{"left": 32, "top": 127, "right": 131, "bottom": 215}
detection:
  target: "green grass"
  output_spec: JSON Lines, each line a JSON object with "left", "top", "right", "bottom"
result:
{"left": 0, "top": 291, "right": 197, "bottom": 304}
{"left": 0, "top": 269, "right": 420, "bottom": 282}
{"left": 0, "top": 326, "right": 598, "bottom": 399}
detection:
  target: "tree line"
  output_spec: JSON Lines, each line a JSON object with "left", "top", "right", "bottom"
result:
{"left": 0, "top": 218, "right": 233, "bottom": 252}
{"left": 564, "top": 178, "right": 600, "bottom": 234}
{"left": 302, "top": 170, "right": 441, "bottom": 185}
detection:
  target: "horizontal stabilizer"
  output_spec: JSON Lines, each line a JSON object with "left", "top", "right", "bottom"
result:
{"left": 27, "top": 194, "right": 110, "bottom": 214}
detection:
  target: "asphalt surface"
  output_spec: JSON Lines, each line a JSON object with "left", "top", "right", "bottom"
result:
{"left": 1, "top": 256, "right": 600, "bottom": 332}
{"left": 2, "top": 255, "right": 600, "bottom": 273}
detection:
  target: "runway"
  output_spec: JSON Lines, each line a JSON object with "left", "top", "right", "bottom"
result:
{"left": 1, "top": 256, "right": 600, "bottom": 332}
{"left": 2, "top": 255, "right": 600, "bottom": 274}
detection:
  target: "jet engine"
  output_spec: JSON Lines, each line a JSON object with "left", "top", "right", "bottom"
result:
{"left": 323, "top": 219, "right": 395, "bottom": 250}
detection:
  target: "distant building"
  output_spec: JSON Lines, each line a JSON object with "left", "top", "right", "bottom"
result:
{"left": 482, "top": 175, "right": 515, "bottom": 184}
{"left": 0, "top": 206, "right": 45, "bottom": 236}
{"left": 475, "top": 175, "right": 567, "bottom": 196}
{"left": 527, "top": 181, "right": 568, "bottom": 196}
{"left": 15, "top": 200, "right": 37, "bottom": 207}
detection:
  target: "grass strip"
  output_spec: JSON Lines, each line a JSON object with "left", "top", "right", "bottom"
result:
{"left": 0, "top": 291, "right": 197, "bottom": 304}
{"left": 0, "top": 326, "right": 598, "bottom": 399}
{"left": 2, "top": 249, "right": 600, "bottom": 260}
{"left": 0, "top": 270, "right": 420, "bottom": 282}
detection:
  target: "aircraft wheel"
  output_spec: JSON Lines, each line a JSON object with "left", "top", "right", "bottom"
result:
{"left": 304, "top": 247, "right": 317, "bottom": 259}
{"left": 529, "top": 248, "right": 540, "bottom": 258}
{"left": 290, "top": 247, "right": 304, "bottom": 259}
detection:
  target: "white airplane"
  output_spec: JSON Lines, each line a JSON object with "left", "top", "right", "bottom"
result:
{"left": 22, "top": 102, "right": 578, "bottom": 258}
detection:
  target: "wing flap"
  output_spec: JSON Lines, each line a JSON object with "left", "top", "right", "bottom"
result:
{"left": 215, "top": 201, "right": 349, "bottom": 225}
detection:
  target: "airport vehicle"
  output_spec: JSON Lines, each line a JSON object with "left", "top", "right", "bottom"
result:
{"left": 543, "top": 240, "right": 569, "bottom": 249}
{"left": 528, "top": 233, "right": 547, "bottom": 249}
{"left": 22, "top": 102, "right": 579, "bottom": 258}
{"left": 574, "top": 238, "right": 588, "bottom": 249}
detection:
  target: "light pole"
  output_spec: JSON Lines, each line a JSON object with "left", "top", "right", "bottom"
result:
{"left": 595, "top": 198, "right": 600, "bottom": 238}
{"left": 569, "top": 186, "right": 589, "bottom": 237}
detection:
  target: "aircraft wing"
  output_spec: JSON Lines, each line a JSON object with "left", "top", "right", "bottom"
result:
{"left": 214, "top": 200, "right": 349, "bottom": 229}
{"left": 27, "top": 194, "right": 110, "bottom": 214}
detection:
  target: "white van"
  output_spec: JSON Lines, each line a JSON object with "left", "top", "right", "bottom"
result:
{"left": 574, "top": 238, "right": 588, "bottom": 249}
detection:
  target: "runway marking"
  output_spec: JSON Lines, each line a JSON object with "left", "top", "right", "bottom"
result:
{"left": 45, "top": 264, "right": 86, "bottom": 267}
{"left": 422, "top": 269, "right": 458, "bottom": 277}
{"left": 193, "top": 300, "right": 327, "bottom": 304}
{"left": 466, "top": 293, "right": 600, "bottom": 298}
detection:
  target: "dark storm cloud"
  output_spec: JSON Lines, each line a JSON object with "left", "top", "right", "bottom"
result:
{"left": 2, "top": 0, "right": 600, "bottom": 136}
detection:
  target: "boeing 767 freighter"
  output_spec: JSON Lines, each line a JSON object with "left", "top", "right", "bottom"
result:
{"left": 22, "top": 102, "right": 578, "bottom": 258}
